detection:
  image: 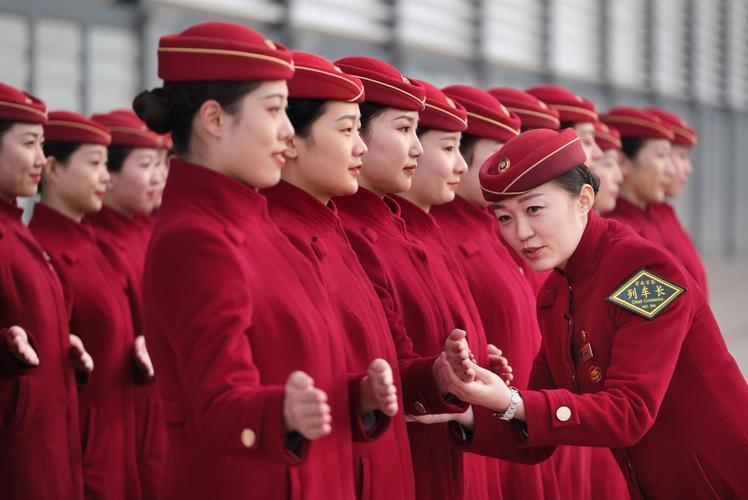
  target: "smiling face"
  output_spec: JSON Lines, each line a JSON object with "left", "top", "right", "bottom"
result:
{"left": 401, "top": 129, "right": 466, "bottom": 211}
{"left": 620, "top": 138, "right": 673, "bottom": 207}
{"left": 592, "top": 148, "right": 624, "bottom": 214}
{"left": 43, "top": 144, "right": 110, "bottom": 219}
{"left": 358, "top": 108, "right": 423, "bottom": 197}
{"left": 663, "top": 144, "right": 693, "bottom": 198}
{"left": 283, "top": 101, "right": 368, "bottom": 203}
{"left": 574, "top": 122, "right": 603, "bottom": 168}
{"left": 457, "top": 137, "right": 505, "bottom": 207}
{"left": 0, "top": 123, "right": 46, "bottom": 202}
{"left": 105, "top": 147, "right": 162, "bottom": 216}
{"left": 492, "top": 180, "right": 594, "bottom": 271}
{"left": 218, "top": 80, "right": 295, "bottom": 189}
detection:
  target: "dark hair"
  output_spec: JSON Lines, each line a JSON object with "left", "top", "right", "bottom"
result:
{"left": 559, "top": 121, "right": 577, "bottom": 129}
{"left": 620, "top": 137, "right": 646, "bottom": 160}
{"left": 0, "top": 120, "right": 13, "bottom": 142}
{"left": 133, "top": 80, "right": 261, "bottom": 156}
{"left": 106, "top": 145, "right": 135, "bottom": 173}
{"left": 358, "top": 102, "right": 387, "bottom": 137}
{"left": 285, "top": 98, "right": 328, "bottom": 139}
{"left": 458, "top": 133, "right": 481, "bottom": 167}
{"left": 43, "top": 141, "right": 83, "bottom": 165}
{"left": 553, "top": 164, "right": 600, "bottom": 195}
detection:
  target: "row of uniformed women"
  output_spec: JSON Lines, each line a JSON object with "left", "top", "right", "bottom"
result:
{"left": 0, "top": 85, "right": 169, "bottom": 498}
{"left": 1, "top": 19, "right": 746, "bottom": 500}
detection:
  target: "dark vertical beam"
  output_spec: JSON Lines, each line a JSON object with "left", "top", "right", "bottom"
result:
{"left": 80, "top": 22, "right": 90, "bottom": 114}
{"left": 540, "top": 0, "right": 553, "bottom": 82}
{"left": 643, "top": 0, "right": 656, "bottom": 97}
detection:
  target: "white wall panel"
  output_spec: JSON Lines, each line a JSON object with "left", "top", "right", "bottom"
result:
{"left": 726, "top": 0, "right": 748, "bottom": 109}
{"left": 607, "top": 0, "right": 647, "bottom": 89}
{"left": 481, "top": 0, "right": 544, "bottom": 70}
{"left": 0, "top": 14, "right": 30, "bottom": 90}
{"left": 693, "top": 0, "right": 723, "bottom": 104}
{"left": 397, "top": 0, "right": 474, "bottom": 58}
{"left": 87, "top": 25, "right": 139, "bottom": 113}
{"left": 154, "top": 0, "right": 285, "bottom": 23}
{"left": 289, "top": 0, "right": 392, "bottom": 43}
{"left": 549, "top": 0, "right": 600, "bottom": 81}
{"left": 652, "top": 0, "right": 689, "bottom": 97}
{"left": 34, "top": 18, "right": 82, "bottom": 111}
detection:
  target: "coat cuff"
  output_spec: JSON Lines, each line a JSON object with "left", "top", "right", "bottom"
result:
{"left": 236, "top": 386, "right": 309, "bottom": 465}
{"left": 0, "top": 328, "right": 38, "bottom": 379}
{"left": 521, "top": 388, "right": 580, "bottom": 446}
{"left": 348, "top": 373, "right": 391, "bottom": 441}
{"left": 459, "top": 405, "right": 555, "bottom": 464}
{"left": 400, "top": 355, "right": 468, "bottom": 415}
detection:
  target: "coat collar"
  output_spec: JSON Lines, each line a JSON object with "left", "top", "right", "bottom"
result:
{"left": 392, "top": 195, "right": 442, "bottom": 244}
{"left": 334, "top": 187, "right": 410, "bottom": 238}
{"left": 560, "top": 211, "right": 608, "bottom": 287}
{"left": 160, "top": 158, "right": 269, "bottom": 224}
{"left": 0, "top": 197, "right": 23, "bottom": 223}
{"left": 30, "top": 202, "right": 96, "bottom": 242}
{"left": 263, "top": 180, "right": 339, "bottom": 236}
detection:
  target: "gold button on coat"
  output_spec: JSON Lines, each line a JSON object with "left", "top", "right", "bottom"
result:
{"left": 241, "top": 428, "right": 256, "bottom": 448}
{"left": 555, "top": 406, "right": 572, "bottom": 422}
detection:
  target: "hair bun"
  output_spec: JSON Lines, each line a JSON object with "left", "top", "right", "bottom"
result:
{"left": 132, "top": 88, "right": 172, "bottom": 134}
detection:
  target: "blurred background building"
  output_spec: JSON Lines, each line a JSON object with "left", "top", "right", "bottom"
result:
{"left": 1, "top": 0, "right": 747, "bottom": 370}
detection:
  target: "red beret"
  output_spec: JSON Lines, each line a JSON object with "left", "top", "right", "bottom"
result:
{"left": 91, "top": 109, "right": 162, "bottom": 149}
{"left": 0, "top": 82, "right": 47, "bottom": 124}
{"left": 410, "top": 79, "right": 467, "bottom": 132}
{"left": 334, "top": 56, "right": 425, "bottom": 111}
{"left": 645, "top": 107, "right": 697, "bottom": 147}
{"left": 525, "top": 85, "right": 598, "bottom": 124}
{"left": 600, "top": 107, "right": 674, "bottom": 142}
{"left": 480, "top": 128, "right": 586, "bottom": 202}
{"left": 288, "top": 51, "right": 364, "bottom": 103}
{"left": 593, "top": 121, "right": 621, "bottom": 151}
{"left": 44, "top": 111, "right": 111, "bottom": 146}
{"left": 158, "top": 22, "right": 294, "bottom": 82}
{"left": 441, "top": 85, "right": 520, "bottom": 142}
{"left": 488, "top": 87, "right": 560, "bottom": 130}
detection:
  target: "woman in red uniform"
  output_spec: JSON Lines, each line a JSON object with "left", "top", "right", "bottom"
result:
{"left": 333, "top": 56, "right": 488, "bottom": 500}
{"left": 601, "top": 107, "right": 675, "bottom": 247}
{"left": 431, "top": 84, "right": 553, "bottom": 500}
{"left": 592, "top": 120, "right": 624, "bottom": 214}
{"left": 263, "top": 50, "right": 412, "bottom": 500}
{"left": 88, "top": 109, "right": 165, "bottom": 499}
{"left": 29, "top": 111, "right": 141, "bottom": 500}
{"left": 134, "top": 23, "right": 397, "bottom": 499}
{"left": 645, "top": 107, "right": 708, "bottom": 295}
{"left": 436, "top": 127, "right": 748, "bottom": 499}
{"left": 390, "top": 78, "right": 501, "bottom": 500}
{"left": 0, "top": 82, "right": 92, "bottom": 500}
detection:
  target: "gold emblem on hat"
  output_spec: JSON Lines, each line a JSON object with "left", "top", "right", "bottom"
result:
{"left": 498, "top": 157, "right": 511, "bottom": 173}
{"left": 401, "top": 76, "right": 411, "bottom": 84}
{"left": 588, "top": 366, "right": 602, "bottom": 383}
{"left": 498, "top": 103, "right": 509, "bottom": 116}
{"left": 264, "top": 39, "right": 277, "bottom": 50}
{"left": 333, "top": 65, "right": 343, "bottom": 73}
{"left": 539, "top": 101, "right": 548, "bottom": 110}
{"left": 575, "top": 95, "right": 583, "bottom": 102}
{"left": 446, "top": 97, "right": 456, "bottom": 109}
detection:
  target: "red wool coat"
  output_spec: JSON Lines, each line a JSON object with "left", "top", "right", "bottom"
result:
{"left": 393, "top": 196, "right": 496, "bottom": 500}
{"left": 87, "top": 205, "right": 166, "bottom": 499}
{"left": 651, "top": 202, "right": 709, "bottom": 296}
{"left": 432, "top": 196, "right": 550, "bottom": 499}
{"left": 265, "top": 180, "right": 414, "bottom": 500}
{"left": 0, "top": 199, "right": 83, "bottom": 500}
{"left": 143, "top": 159, "right": 362, "bottom": 499}
{"left": 30, "top": 203, "right": 141, "bottom": 500}
{"left": 518, "top": 212, "right": 748, "bottom": 499}
{"left": 336, "top": 188, "right": 482, "bottom": 500}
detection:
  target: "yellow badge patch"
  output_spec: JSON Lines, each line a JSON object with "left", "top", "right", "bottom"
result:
{"left": 588, "top": 366, "right": 602, "bottom": 383}
{"left": 607, "top": 269, "right": 685, "bottom": 320}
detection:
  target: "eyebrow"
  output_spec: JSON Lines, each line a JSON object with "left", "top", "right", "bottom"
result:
{"left": 261, "top": 93, "right": 287, "bottom": 100}
{"left": 19, "top": 131, "right": 42, "bottom": 138}
{"left": 391, "top": 114, "right": 416, "bottom": 123}
{"left": 517, "top": 192, "right": 545, "bottom": 203}
{"left": 335, "top": 114, "right": 360, "bottom": 122}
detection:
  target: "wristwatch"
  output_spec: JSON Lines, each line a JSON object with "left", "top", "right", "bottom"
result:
{"left": 494, "top": 386, "right": 521, "bottom": 421}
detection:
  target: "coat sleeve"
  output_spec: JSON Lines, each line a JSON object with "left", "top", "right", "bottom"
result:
{"left": 346, "top": 230, "right": 467, "bottom": 416}
{"left": 147, "top": 226, "right": 303, "bottom": 465}
{"left": 527, "top": 344, "right": 557, "bottom": 391}
{"left": 522, "top": 252, "right": 695, "bottom": 449}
